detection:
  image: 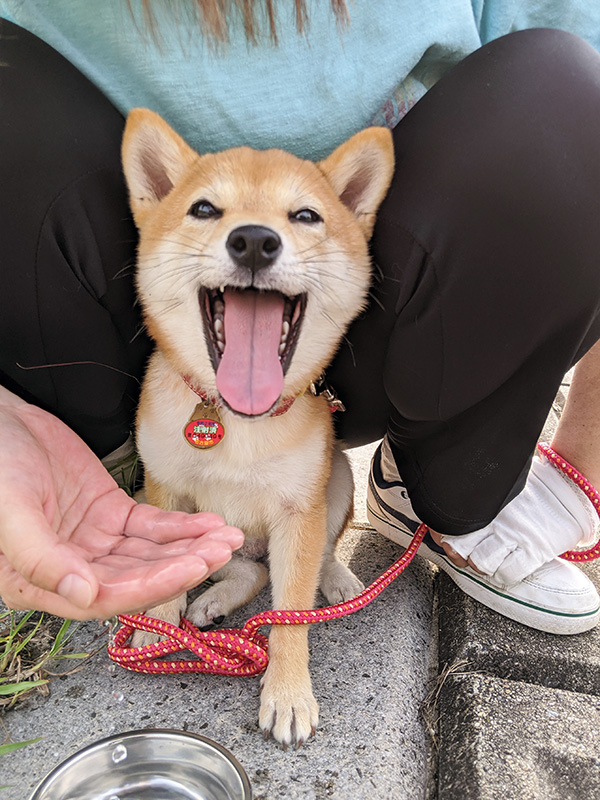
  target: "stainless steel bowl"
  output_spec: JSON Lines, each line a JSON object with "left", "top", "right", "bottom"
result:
{"left": 29, "top": 729, "right": 252, "bottom": 800}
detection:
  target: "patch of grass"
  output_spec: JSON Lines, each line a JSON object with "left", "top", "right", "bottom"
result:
{"left": 0, "top": 610, "right": 88, "bottom": 709}
{"left": 420, "top": 658, "right": 474, "bottom": 750}
{"left": 0, "top": 736, "right": 43, "bottom": 757}
{"left": 0, "top": 609, "right": 98, "bottom": 762}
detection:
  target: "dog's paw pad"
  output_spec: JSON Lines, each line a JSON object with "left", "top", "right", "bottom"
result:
{"left": 197, "top": 614, "right": 226, "bottom": 632}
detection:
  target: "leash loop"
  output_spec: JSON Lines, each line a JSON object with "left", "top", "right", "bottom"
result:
{"left": 108, "top": 443, "right": 600, "bottom": 676}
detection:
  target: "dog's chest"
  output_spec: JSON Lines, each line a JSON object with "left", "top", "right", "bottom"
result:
{"left": 139, "top": 395, "right": 329, "bottom": 535}
{"left": 176, "top": 421, "right": 308, "bottom": 488}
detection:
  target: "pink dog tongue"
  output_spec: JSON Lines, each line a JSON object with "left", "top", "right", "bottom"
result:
{"left": 216, "top": 289, "right": 285, "bottom": 415}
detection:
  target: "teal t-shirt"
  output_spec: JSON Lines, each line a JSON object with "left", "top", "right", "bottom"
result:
{"left": 1, "top": 1, "right": 600, "bottom": 160}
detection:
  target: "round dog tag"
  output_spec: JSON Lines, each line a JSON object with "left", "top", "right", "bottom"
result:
{"left": 183, "top": 406, "right": 225, "bottom": 449}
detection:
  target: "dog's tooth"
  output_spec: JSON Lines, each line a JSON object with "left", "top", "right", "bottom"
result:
{"left": 219, "top": 285, "right": 225, "bottom": 294}
{"left": 278, "top": 342, "right": 286, "bottom": 356}
{"left": 281, "top": 320, "right": 290, "bottom": 337}
{"left": 217, "top": 341, "right": 225, "bottom": 353}
{"left": 214, "top": 318, "right": 224, "bottom": 337}
{"left": 214, "top": 299, "right": 225, "bottom": 314}
{"left": 292, "top": 302, "right": 302, "bottom": 325}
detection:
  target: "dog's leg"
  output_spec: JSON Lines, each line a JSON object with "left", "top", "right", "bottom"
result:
{"left": 319, "top": 444, "right": 364, "bottom": 604}
{"left": 129, "top": 476, "right": 191, "bottom": 648}
{"left": 186, "top": 557, "right": 269, "bottom": 629}
{"left": 259, "top": 500, "right": 328, "bottom": 748}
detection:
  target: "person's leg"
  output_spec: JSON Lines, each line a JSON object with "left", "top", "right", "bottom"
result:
{"left": 427, "top": 337, "right": 600, "bottom": 572}
{"left": 352, "top": 29, "right": 600, "bottom": 632}
{"left": 436, "top": 332, "right": 600, "bottom": 570}
{"left": 385, "top": 29, "right": 600, "bottom": 534}
{"left": 0, "top": 21, "right": 150, "bottom": 459}
{"left": 551, "top": 339, "right": 600, "bottom": 487}
{"left": 336, "top": 27, "right": 600, "bottom": 529}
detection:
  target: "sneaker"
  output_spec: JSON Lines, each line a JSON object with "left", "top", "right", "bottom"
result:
{"left": 366, "top": 439, "right": 600, "bottom": 634}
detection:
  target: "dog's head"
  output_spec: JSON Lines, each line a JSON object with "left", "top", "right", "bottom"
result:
{"left": 123, "top": 109, "right": 394, "bottom": 417}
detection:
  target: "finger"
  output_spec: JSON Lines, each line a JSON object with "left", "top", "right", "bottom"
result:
{"left": 0, "top": 558, "right": 99, "bottom": 620}
{"left": 103, "top": 528, "right": 242, "bottom": 563}
{"left": 92, "top": 551, "right": 234, "bottom": 616}
{"left": 0, "top": 502, "right": 99, "bottom": 610}
{"left": 440, "top": 541, "right": 468, "bottom": 568}
{"left": 123, "top": 504, "right": 244, "bottom": 547}
{"left": 466, "top": 557, "right": 487, "bottom": 575}
{"left": 430, "top": 530, "right": 469, "bottom": 567}
{"left": 0, "top": 539, "right": 230, "bottom": 621}
{"left": 439, "top": 528, "right": 490, "bottom": 560}
{"left": 81, "top": 532, "right": 238, "bottom": 616}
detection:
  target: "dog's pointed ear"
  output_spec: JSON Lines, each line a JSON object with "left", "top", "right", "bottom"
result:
{"left": 122, "top": 108, "right": 197, "bottom": 227}
{"left": 318, "top": 127, "right": 394, "bottom": 239}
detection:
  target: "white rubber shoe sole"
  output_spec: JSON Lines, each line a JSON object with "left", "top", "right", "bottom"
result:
{"left": 367, "top": 444, "right": 600, "bottom": 635}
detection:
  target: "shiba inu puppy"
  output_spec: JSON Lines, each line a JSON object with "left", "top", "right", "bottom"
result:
{"left": 122, "top": 109, "right": 394, "bottom": 747}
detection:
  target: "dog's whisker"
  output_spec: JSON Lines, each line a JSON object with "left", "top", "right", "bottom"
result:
{"left": 304, "top": 260, "right": 365, "bottom": 278}
{"left": 339, "top": 334, "right": 357, "bottom": 366}
{"left": 143, "top": 264, "right": 201, "bottom": 283}
{"left": 141, "top": 255, "right": 212, "bottom": 272}
{"left": 366, "top": 290, "right": 386, "bottom": 312}
{"left": 319, "top": 307, "right": 346, "bottom": 332}
{"left": 304, "top": 267, "right": 369, "bottom": 294}
{"left": 129, "top": 323, "right": 148, "bottom": 343}
{"left": 149, "top": 300, "right": 185, "bottom": 320}
{"left": 144, "top": 236, "right": 216, "bottom": 255}
{"left": 140, "top": 261, "right": 215, "bottom": 292}
{"left": 295, "top": 218, "right": 363, "bottom": 256}
{"left": 112, "top": 261, "right": 137, "bottom": 280}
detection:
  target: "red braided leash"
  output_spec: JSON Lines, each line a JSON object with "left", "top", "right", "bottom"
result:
{"left": 537, "top": 443, "right": 600, "bottom": 561}
{"left": 108, "top": 443, "right": 600, "bottom": 676}
{"left": 108, "top": 523, "right": 427, "bottom": 676}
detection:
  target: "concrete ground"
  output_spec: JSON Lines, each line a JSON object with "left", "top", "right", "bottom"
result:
{"left": 3, "top": 374, "right": 600, "bottom": 799}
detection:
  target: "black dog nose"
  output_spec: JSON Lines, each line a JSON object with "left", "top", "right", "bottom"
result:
{"left": 226, "top": 225, "right": 282, "bottom": 273}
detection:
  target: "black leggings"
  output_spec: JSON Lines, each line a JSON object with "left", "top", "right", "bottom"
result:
{"left": 3, "top": 22, "right": 600, "bottom": 533}
{"left": 0, "top": 21, "right": 150, "bottom": 456}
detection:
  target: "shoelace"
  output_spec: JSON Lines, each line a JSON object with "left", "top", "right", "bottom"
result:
{"left": 108, "top": 443, "right": 600, "bottom": 676}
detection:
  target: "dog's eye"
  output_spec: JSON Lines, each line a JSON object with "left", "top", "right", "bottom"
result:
{"left": 289, "top": 208, "right": 323, "bottom": 224}
{"left": 188, "top": 200, "right": 223, "bottom": 220}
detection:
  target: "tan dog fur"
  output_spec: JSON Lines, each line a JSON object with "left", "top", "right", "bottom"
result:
{"left": 122, "top": 109, "right": 394, "bottom": 747}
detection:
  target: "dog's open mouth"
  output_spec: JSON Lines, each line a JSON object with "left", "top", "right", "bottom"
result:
{"left": 201, "top": 287, "right": 306, "bottom": 416}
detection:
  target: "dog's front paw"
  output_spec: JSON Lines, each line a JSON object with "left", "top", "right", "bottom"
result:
{"left": 259, "top": 669, "right": 319, "bottom": 749}
{"left": 186, "top": 586, "right": 232, "bottom": 630}
{"left": 320, "top": 559, "right": 364, "bottom": 605}
{"left": 129, "top": 596, "right": 186, "bottom": 648}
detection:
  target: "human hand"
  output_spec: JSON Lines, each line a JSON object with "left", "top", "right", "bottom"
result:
{"left": 0, "top": 387, "right": 244, "bottom": 620}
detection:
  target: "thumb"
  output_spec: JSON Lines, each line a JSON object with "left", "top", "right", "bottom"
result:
{"left": 0, "top": 501, "right": 99, "bottom": 610}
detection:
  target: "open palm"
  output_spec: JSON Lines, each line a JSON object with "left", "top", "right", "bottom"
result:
{"left": 0, "top": 391, "right": 243, "bottom": 619}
